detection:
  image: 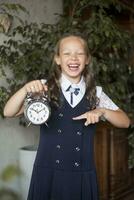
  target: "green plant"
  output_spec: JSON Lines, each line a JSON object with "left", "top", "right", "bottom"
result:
{"left": 0, "top": 1, "right": 134, "bottom": 165}
{"left": 0, "top": 165, "right": 22, "bottom": 200}
{"left": 0, "top": 2, "right": 28, "bottom": 25}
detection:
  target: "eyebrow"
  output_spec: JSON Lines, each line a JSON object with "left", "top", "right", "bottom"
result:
{"left": 61, "top": 49, "right": 85, "bottom": 52}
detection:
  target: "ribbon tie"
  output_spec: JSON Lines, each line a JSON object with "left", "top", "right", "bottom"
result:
{"left": 66, "top": 85, "right": 80, "bottom": 105}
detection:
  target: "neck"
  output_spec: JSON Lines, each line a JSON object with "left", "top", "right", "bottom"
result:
{"left": 62, "top": 74, "right": 81, "bottom": 84}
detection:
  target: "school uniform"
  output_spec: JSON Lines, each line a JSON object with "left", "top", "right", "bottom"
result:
{"left": 27, "top": 74, "right": 118, "bottom": 200}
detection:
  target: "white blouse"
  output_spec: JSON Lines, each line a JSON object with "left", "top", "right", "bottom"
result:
{"left": 60, "top": 74, "right": 119, "bottom": 110}
{"left": 96, "top": 86, "right": 119, "bottom": 110}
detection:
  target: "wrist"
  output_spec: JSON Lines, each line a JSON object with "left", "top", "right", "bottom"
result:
{"left": 99, "top": 108, "right": 106, "bottom": 116}
{"left": 99, "top": 108, "right": 106, "bottom": 121}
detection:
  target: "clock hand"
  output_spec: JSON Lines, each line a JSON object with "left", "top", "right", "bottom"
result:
{"left": 38, "top": 108, "right": 45, "bottom": 113}
{"left": 31, "top": 108, "right": 38, "bottom": 113}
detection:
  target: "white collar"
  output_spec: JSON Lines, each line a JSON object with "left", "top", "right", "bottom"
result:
{"left": 60, "top": 74, "right": 85, "bottom": 92}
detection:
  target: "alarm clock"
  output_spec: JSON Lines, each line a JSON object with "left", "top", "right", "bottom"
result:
{"left": 24, "top": 92, "right": 51, "bottom": 125}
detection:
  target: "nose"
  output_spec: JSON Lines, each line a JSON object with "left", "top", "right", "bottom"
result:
{"left": 70, "top": 53, "right": 78, "bottom": 60}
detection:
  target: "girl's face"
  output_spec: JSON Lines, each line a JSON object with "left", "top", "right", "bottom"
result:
{"left": 55, "top": 36, "right": 90, "bottom": 83}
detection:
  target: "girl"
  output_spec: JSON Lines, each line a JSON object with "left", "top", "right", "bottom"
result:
{"left": 4, "top": 33, "right": 130, "bottom": 200}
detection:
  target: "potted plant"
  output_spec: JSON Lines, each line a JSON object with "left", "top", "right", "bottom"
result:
{"left": 19, "top": 145, "right": 37, "bottom": 200}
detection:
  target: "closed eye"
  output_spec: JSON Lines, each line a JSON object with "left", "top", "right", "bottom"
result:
{"left": 77, "top": 52, "right": 85, "bottom": 55}
{"left": 63, "top": 52, "right": 70, "bottom": 55}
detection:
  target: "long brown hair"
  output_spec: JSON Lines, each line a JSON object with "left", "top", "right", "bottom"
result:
{"left": 47, "top": 33, "right": 98, "bottom": 109}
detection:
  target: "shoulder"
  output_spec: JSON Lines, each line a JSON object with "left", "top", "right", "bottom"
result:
{"left": 96, "top": 86, "right": 119, "bottom": 110}
{"left": 96, "top": 86, "right": 102, "bottom": 98}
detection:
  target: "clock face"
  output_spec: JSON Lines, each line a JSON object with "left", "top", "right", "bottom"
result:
{"left": 26, "top": 101, "right": 50, "bottom": 125}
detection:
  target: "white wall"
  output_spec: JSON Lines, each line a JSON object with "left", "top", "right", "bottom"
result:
{"left": 0, "top": 0, "right": 63, "bottom": 195}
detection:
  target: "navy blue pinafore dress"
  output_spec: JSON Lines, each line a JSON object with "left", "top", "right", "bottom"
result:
{"left": 27, "top": 93, "right": 99, "bottom": 200}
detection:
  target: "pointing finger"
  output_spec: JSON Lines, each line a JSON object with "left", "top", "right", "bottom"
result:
{"left": 73, "top": 113, "right": 87, "bottom": 120}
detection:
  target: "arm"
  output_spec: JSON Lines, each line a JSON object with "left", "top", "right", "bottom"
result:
{"left": 100, "top": 108, "right": 130, "bottom": 128}
{"left": 3, "top": 87, "right": 27, "bottom": 117}
{"left": 3, "top": 80, "right": 47, "bottom": 117}
{"left": 73, "top": 87, "right": 130, "bottom": 128}
{"left": 73, "top": 108, "right": 130, "bottom": 128}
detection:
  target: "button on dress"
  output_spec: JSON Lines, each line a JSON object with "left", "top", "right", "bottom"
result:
{"left": 27, "top": 93, "right": 99, "bottom": 200}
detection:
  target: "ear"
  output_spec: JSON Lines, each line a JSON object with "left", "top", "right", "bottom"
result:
{"left": 54, "top": 55, "right": 61, "bottom": 65}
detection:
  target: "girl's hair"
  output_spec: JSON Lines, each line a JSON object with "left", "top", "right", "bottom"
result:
{"left": 47, "top": 33, "right": 99, "bottom": 109}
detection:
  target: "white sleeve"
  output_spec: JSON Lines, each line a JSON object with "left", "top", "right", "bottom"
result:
{"left": 96, "top": 86, "right": 119, "bottom": 110}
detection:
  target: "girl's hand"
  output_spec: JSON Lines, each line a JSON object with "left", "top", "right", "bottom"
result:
{"left": 23, "top": 80, "right": 48, "bottom": 94}
{"left": 73, "top": 108, "right": 104, "bottom": 126}
{"left": 3, "top": 79, "right": 48, "bottom": 117}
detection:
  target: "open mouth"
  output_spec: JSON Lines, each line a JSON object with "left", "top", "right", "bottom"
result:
{"left": 68, "top": 64, "right": 80, "bottom": 71}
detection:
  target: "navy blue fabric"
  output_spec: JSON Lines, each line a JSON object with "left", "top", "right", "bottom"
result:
{"left": 27, "top": 93, "right": 99, "bottom": 200}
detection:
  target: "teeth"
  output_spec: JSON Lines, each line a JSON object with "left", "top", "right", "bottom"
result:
{"left": 68, "top": 64, "right": 79, "bottom": 68}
